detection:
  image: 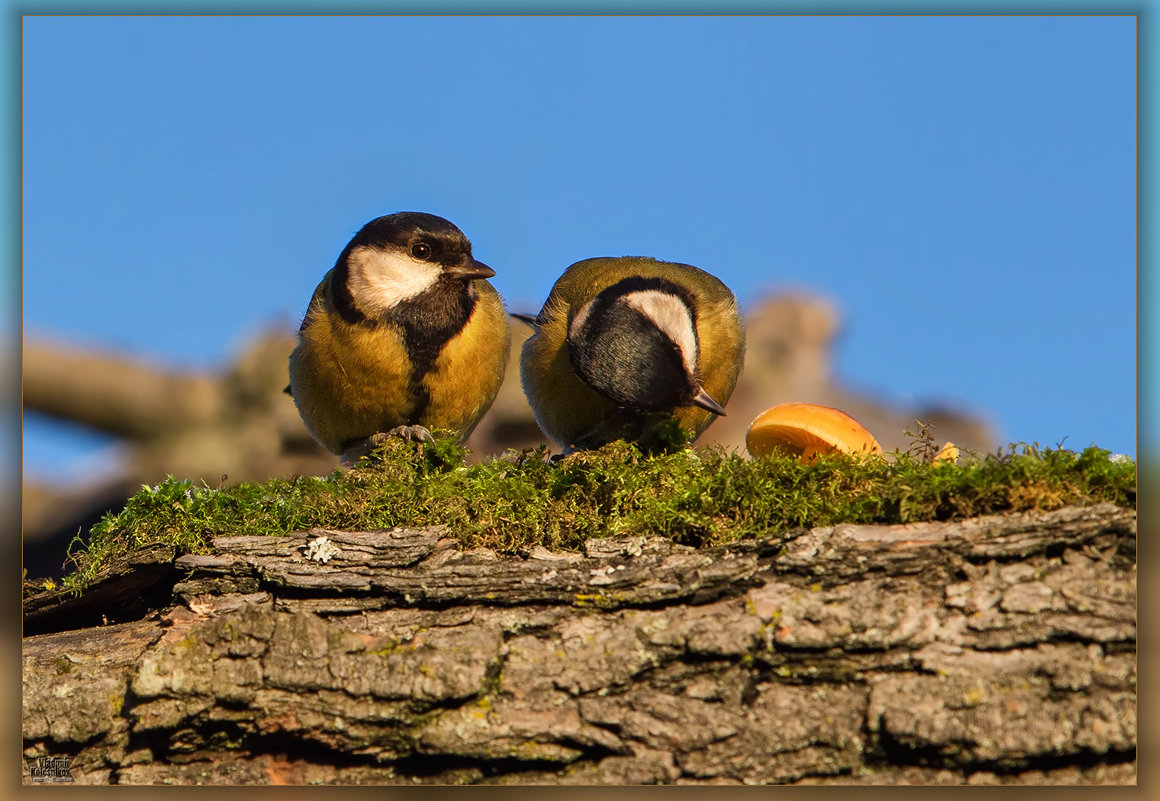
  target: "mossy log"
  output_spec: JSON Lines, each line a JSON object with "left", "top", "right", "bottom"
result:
{"left": 22, "top": 503, "right": 1136, "bottom": 785}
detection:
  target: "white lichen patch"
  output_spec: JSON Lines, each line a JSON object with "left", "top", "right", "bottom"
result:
{"left": 302, "top": 536, "right": 342, "bottom": 563}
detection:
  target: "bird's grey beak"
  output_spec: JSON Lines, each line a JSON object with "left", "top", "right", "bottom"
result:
{"left": 446, "top": 259, "right": 495, "bottom": 281}
{"left": 690, "top": 388, "right": 727, "bottom": 416}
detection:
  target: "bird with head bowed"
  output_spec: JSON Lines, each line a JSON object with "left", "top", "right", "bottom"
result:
{"left": 519, "top": 256, "right": 745, "bottom": 453}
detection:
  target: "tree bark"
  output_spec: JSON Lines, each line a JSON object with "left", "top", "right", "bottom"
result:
{"left": 22, "top": 503, "right": 1136, "bottom": 785}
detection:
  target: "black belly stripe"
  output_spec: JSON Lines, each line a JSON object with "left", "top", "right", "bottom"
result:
{"left": 385, "top": 280, "right": 478, "bottom": 422}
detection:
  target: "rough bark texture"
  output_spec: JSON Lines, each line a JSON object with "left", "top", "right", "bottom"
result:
{"left": 22, "top": 503, "right": 1136, "bottom": 785}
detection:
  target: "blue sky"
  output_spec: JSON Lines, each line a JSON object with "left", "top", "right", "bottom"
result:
{"left": 19, "top": 14, "right": 1138, "bottom": 480}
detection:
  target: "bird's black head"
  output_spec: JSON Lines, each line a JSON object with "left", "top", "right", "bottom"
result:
{"left": 352, "top": 212, "right": 487, "bottom": 276}
{"left": 567, "top": 276, "right": 724, "bottom": 415}
{"left": 333, "top": 212, "right": 494, "bottom": 322}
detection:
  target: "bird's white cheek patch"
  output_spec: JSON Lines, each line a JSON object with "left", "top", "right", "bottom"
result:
{"left": 622, "top": 290, "right": 700, "bottom": 377}
{"left": 347, "top": 245, "right": 441, "bottom": 313}
{"left": 568, "top": 298, "right": 597, "bottom": 342}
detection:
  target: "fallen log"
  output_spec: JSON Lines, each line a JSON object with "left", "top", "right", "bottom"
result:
{"left": 22, "top": 503, "right": 1136, "bottom": 785}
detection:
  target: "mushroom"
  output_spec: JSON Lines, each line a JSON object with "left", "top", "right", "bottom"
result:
{"left": 746, "top": 402, "right": 882, "bottom": 463}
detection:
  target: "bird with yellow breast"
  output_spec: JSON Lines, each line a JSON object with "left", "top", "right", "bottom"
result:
{"left": 288, "top": 212, "right": 510, "bottom": 462}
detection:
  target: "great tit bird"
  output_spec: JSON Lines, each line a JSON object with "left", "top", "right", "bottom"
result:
{"left": 288, "top": 212, "right": 510, "bottom": 461}
{"left": 520, "top": 257, "right": 744, "bottom": 452}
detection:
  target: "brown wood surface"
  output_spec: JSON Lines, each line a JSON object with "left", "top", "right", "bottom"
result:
{"left": 22, "top": 503, "right": 1136, "bottom": 785}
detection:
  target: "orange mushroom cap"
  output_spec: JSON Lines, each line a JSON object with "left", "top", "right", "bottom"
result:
{"left": 746, "top": 402, "right": 882, "bottom": 462}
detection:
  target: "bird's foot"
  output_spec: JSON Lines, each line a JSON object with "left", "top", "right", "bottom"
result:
{"left": 496, "top": 446, "right": 558, "bottom": 465}
{"left": 340, "top": 426, "right": 435, "bottom": 464}
{"left": 382, "top": 425, "right": 435, "bottom": 445}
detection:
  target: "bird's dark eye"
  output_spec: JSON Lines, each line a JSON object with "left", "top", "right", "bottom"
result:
{"left": 410, "top": 242, "right": 433, "bottom": 260}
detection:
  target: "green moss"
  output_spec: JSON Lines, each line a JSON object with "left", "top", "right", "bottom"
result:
{"left": 61, "top": 432, "right": 1136, "bottom": 593}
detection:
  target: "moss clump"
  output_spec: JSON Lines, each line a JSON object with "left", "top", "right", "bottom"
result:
{"left": 62, "top": 432, "right": 1136, "bottom": 593}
